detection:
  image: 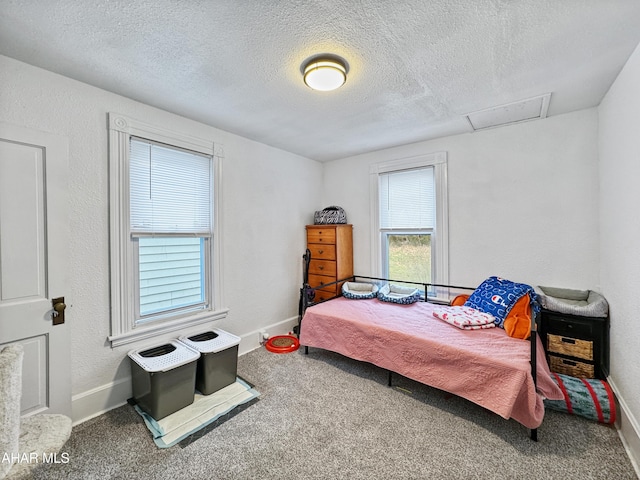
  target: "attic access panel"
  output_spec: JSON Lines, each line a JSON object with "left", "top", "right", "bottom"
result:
{"left": 465, "top": 93, "right": 551, "bottom": 131}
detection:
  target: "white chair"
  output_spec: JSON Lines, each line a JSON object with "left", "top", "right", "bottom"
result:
{"left": 0, "top": 344, "right": 72, "bottom": 479}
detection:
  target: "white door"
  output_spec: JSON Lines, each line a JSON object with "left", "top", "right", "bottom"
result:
{"left": 0, "top": 122, "right": 71, "bottom": 417}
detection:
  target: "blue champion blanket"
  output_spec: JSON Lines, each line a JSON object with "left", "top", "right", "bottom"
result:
{"left": 463, "top": 276, "right": 539, "bottom": 328}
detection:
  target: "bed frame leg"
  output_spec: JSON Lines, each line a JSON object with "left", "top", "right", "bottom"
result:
{"left": 530, "top": 428, "right": 538, "bottom": 442}
{"left": 304, "top": 346, "right": 308, "bottom": 355}
{"left": 388, "top": 370, "right": 392, "bottom": 386}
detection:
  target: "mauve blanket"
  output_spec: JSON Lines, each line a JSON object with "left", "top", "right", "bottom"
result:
{"left": 300, "top": 297, "right": 563, "bottom": 429}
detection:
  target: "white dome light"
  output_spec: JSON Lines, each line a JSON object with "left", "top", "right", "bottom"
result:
{"left": 303, "top": 58, "right": 347, "bottom": 91}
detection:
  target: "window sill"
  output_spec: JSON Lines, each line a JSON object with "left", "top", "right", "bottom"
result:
{"left": 108, "top": 308, "right": 229, "bottom": 348}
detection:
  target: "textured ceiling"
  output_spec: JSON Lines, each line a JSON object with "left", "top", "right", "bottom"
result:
{"left": 2, "top": 1, "right": 640, "bottom": 161}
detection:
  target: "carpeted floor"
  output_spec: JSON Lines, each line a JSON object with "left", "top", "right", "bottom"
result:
{"left": 31, "top": 347, "right": 637, "bottom": 479}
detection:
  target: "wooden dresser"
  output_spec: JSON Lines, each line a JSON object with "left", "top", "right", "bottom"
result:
{"left": 306, "top": 224, "right": 353, "bottom": 302}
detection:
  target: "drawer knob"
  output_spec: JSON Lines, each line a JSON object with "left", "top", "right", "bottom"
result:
{"left": 561, "top": 337, "right": 576, "bottom": 344}
{"left": 318, "top": 250, "right": 324, "bottom": 254}
{"left": 319, "top": 265, "right": 324, "bottom": 270}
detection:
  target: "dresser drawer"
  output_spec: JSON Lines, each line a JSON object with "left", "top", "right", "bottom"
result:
{"left": 307, "top": 228, "right": 336, "bottom": 244}
{"left": 314, "top": 289, "right": 339, "bottom": 302}
{"left": 307, "top": 244, "right": 336, "bottom": 261}
{"left": 308, "top": 274, "right": 337, "bottom": 293}
{"left": 547, "top": 334, "right": 593, "bottom": 361}
{"left": 549, "top": 355, "right": 595, "bottom": 378}
{"left": 309, "top": 259, "right": 337, "bottom": 276}
{"left": 545, "top": 313, "right": 593, "bottom": 337}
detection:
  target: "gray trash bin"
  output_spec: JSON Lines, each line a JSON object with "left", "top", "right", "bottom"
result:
{"left": 178, "top": 329, "right": 241, "bottom": 395}
{"left": 128, "top": 340, "right": 200, "bottom": 420}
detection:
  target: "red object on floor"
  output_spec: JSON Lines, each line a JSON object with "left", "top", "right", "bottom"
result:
{"left": 265, "top": 335, "right": 300, "bottom": 354}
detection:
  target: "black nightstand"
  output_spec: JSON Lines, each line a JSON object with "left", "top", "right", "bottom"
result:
{"left": 540, "top": 309, "right": 609, "bottom": 379}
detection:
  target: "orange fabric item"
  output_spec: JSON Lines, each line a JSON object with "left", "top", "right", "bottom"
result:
{"left": 450, "top": 294, "right": 468, "bottom": 306}
{"left": 503, "top": 295, "right": 532, "bottom": 340}
{"left": 449, "top": 294, "right": 531, "bottom": 339}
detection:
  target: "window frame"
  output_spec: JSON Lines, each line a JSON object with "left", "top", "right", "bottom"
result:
{"left": 370, "top": 152, "right": 449, "bottom": 300}
{"left": 108, "top": 113, "right": 227, "bottom": 347}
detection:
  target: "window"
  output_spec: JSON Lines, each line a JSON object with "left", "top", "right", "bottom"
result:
{"left": 137, "top": 236, "right": 206, "bottom": 319}
{"left": 370, "top": 152, "right": 448, "bottom": 298}
{"left": 130, "top": 138, "right": 212, "bottom": 323}
{"left": 108, "top": 113, "right": 227, "bottom": 347}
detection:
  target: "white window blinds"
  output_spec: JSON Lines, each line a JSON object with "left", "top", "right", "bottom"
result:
{"left": 130, "top": 138, "right": 212, "bottom": 235}
{"left": 379, "top": 167, "right": 435, "bottom": 229}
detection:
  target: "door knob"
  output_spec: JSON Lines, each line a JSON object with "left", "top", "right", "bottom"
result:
{"left": 52, "top": 297, "right": 66, "bottom": 325}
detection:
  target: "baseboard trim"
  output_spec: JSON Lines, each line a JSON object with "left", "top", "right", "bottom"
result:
{"left": 71, "top": 376, "right": 131, "bottom": 426}
{"left": 608, "top": 377, "right": 640, "bottom": 477}
{"left": 71, "top": 316, "right": 299, "bottom": 425}
{"left": 237, "top": 315, "right": 299, "bottom": 356}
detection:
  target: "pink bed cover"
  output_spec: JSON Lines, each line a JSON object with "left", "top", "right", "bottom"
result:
{"left": 300, "top": 297, "right": 563, "bottom": 429}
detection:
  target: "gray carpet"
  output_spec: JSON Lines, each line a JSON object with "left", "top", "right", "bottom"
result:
{"left": 31, "top": 347, "right": 637, "bottom": 479}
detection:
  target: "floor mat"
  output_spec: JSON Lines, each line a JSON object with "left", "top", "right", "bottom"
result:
{"left": 133, "top": 377, "right": 260, "bottom": 448}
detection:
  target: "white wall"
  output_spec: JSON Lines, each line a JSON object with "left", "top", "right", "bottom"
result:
{"left": 0, "top": 55, "right": 322, "bottom": 422}
{"left": 323, "top": 108, "right": 600, "bottom": 290}
{"left": 598, "top": 42, "right": 640, "bottom": 469}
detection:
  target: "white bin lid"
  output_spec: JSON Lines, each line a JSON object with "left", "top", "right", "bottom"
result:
{"left": 179, "top": 328, "right": 240, "bottom": 354}
{"left": 128, "top": 340, "right": 200, "bottom": 373}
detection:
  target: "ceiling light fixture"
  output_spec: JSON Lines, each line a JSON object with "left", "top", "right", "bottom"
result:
{"left": 302, "top": 57, "right": 347, "bottom": 91}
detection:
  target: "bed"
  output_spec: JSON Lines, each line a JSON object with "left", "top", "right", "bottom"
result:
{"left": 298, "top": 274, "right": 563, "bottom": 440}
